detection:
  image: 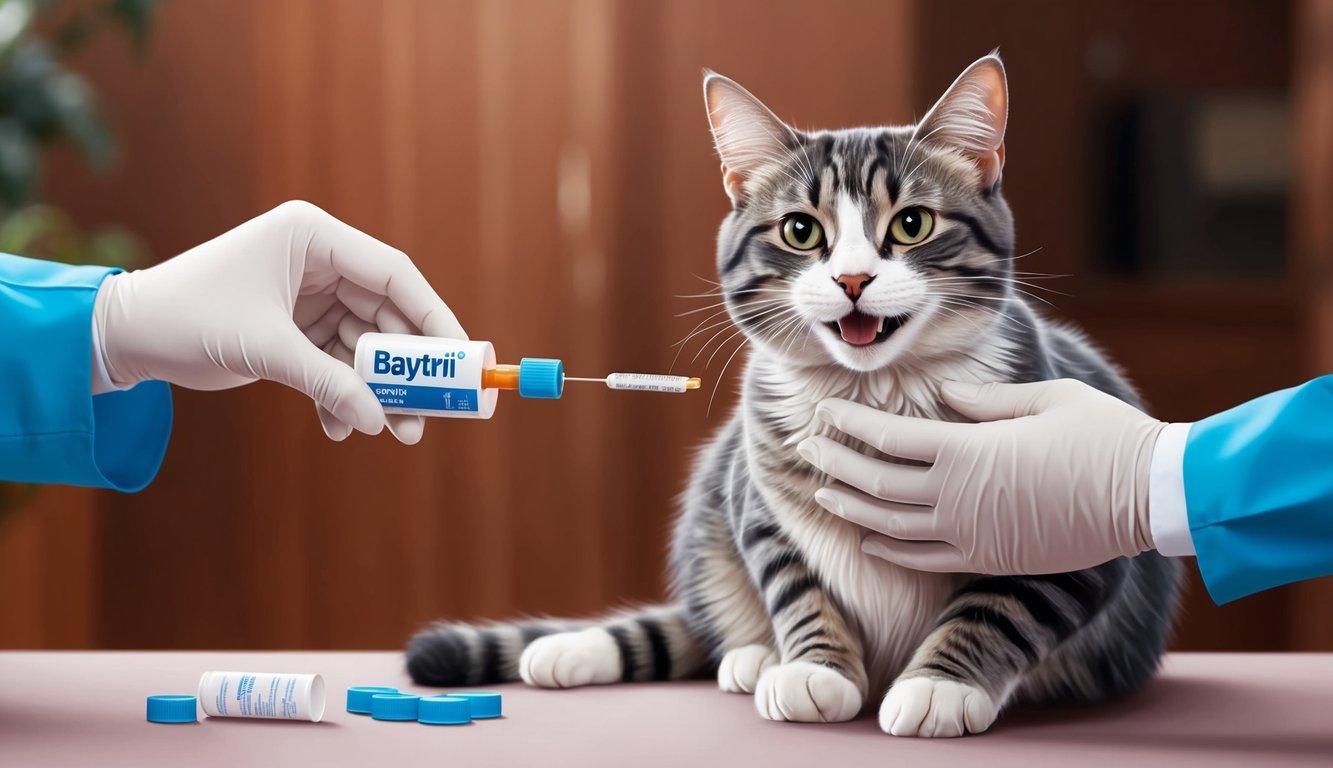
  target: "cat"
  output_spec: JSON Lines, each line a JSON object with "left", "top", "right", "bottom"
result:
{"left": 405, "top": 52, "right": 1180, "bottom": 737}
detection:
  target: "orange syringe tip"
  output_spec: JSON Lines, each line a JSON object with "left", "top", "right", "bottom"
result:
{"left": 481, "top": 365, "right": 521, "bottom": 390}
{"left": 685, "top": 377, "right": 701, "bottom": 390}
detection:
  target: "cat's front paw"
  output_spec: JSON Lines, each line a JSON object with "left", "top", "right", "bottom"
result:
{"left": 519, "top": 629, "right": 621, "bottom": 689}
{"left": 754, "top": 661, "right": 862, "bottom": 723}
{"left": 718, "top": 644, "right": 778, "bottom": 694}
{"left": 879, "top": 677, "right": 997, "bottom": 737}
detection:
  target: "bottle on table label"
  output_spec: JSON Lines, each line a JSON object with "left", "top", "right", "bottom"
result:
{"left": 197, "top": 671, "right": 326, "bottom": 722}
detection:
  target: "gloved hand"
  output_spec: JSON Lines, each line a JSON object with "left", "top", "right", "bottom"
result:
{"left": 797, "top": 379, "right": 1168, "bottom": 574}
{"left": 94, "top": 200, "right": 466, "bottom": 444}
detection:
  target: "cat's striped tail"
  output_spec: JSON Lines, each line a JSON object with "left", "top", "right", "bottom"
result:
{"left": 405, "top": 604, "right": 710, "bottom": 687}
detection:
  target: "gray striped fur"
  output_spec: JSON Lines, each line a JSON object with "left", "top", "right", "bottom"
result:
{"left": 406, "top": 54, "right": 1179, "bottom": 734}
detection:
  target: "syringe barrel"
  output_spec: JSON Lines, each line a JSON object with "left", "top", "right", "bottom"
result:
{"left": 354, "top": 333, "right": 500, "bottom": 419}
{"left": 605, "top": 373, "right": 691, "bottom": 393}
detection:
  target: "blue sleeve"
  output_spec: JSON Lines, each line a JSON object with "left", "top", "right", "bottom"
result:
{"left": 1184, "top": 375, "right": 1333, "bottom": 604}
{"left": 0, "top": 253, "right": 171, "bottom": 492}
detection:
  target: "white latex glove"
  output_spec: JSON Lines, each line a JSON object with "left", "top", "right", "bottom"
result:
{"left": 797, "top": 379, "right": 1167, "bottom": 574}
{"left": 94, "top": 200, "right": 466, "bottom": 443}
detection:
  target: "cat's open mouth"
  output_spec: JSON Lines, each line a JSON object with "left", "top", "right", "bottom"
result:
{"left": 828, "top": 310, "right": 908, "bottom": 346}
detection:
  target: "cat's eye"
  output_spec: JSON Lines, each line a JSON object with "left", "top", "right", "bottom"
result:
{"left": 888, "top": 207, "right": 935, "bottom": 246}
{"left": 780, "top": 213, "right": 825, "bottom": 251}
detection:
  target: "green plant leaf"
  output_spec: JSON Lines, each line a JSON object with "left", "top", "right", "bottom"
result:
{"left": 85, "top": 225, "right": 144, "bottom": 268}
{"left": 0, "top": 118, "right": 37, "bottom": 209}
{"left": 0, "top": 204, "right": 147, "bottom": 267}
{"left": 47, "top": 71, "right": 113, "bottom": 166}
{"left": 107, "top": 0, "right": 157, "bottom": 50}
{"left": 0, "top": 0, "right": 36, "bottom": 58}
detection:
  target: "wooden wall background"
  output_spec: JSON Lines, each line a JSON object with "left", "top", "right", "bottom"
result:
{"left": 0, "top": 0, "right": 1329, "bottom": 652}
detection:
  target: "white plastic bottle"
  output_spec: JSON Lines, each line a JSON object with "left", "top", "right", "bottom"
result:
{"left": 197, "top": 671, "right": 326, "bottom": 722}
{"left": 353, "top": 333, "right": 564, "bottom": 419}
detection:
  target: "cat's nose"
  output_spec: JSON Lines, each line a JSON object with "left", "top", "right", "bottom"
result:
{"left": 833, "top": 273, "right": 874, "bottom": 301}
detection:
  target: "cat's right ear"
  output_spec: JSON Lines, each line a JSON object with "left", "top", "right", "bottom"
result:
{"left": 703, "top": 70, "right": 798, "bottom": 204}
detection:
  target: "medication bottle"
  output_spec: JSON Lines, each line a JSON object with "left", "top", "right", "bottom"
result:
{"left": 354, "top": 333, "right": 563, "bottom": 420}
{"left": 197, "top": 671, "right": 326, "bottom": 722}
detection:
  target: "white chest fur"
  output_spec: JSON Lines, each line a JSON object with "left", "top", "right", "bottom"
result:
{"left": 743, "top": 350, "right": 1008, "bottom": 692}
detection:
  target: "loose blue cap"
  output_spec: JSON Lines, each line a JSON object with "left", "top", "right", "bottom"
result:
{"left": 347, "top": 686, "right": 399, "bottom": 714}
{"left": 518, "top": 358, "right": 564, "bottom": 399}
{"left": 418, "top": 696, "right": 472, "bottom": 725}
{"left": 371, "top": 693, "right": 421, "bottom": 721}
{"left": 449, "top": 691, "right": 502, "bottom": 719}
{"left": 146, "top": 695, "right": 197, "bottom": 724}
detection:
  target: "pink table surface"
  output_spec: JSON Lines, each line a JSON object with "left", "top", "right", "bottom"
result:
{"left": 0, "top": 651, "right": 1330, "bottom": 767}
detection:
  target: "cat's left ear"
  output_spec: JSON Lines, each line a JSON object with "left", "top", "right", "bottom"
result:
{"left": 914, "top": 53, "right": 1008, "bottom": 189}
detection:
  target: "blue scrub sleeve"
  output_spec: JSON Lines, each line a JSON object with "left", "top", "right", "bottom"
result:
{"left": 1184, "top": 375, "right": 1333, "bottom": 604}
{"left": 0, "top": 253, "right": 171, "bottom": 492}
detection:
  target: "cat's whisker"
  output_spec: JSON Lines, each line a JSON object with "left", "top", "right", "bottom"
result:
{"left": 673, "top": 311, "right": 742, "bottom": 351}
{"left": 790, "top": 144, "right": 819, "bottom": 194}
{"left": 776, "top": 316, "right": 811, "bottom": 359}
{"left": 708, "top": 308, "right": 800, "bottom": 368}
{"left": 725, "top": 306, "right": 794, "bottom": 346}
{"left": 927, "top": 299, "right": 990, "bottom": 334}
{"left": 1008, "top": 287, "right": 1061, "bottom": 308}
{"left": 923, "top": 283, "right": 1047, "bottom": 307}
{"left": 770, "top": 313, "right": 803, "bottom": 350}
{"left": 921, "top": 276, "right": 1066, "bottom": 294}
{"left": 676, "top": 287, "right": 790, "bottom": 299}
{"left": 677, "top": 304, "right": 773, "bottom": 337}
{"left": 743, "top": 126, "right": 813, "bottom": 190}
{"left": 898, "top": 122, "right": 949, "bottom": 190}
{"left": 903, "top": 152, "right": 936, "bottom": 191}
{"left": 675, "top": 295, "right": 788, "bottom": 318}
{"left": 674, "top": 302, "right": 729, "bottom": 318}
{"left": 919, "top": 275, "right": 1069, "bottom": 304}
{"left": 707, "top": 332, "right": 750, "bottom": 418}
{"left": 767, "top": 318, "right": 809, "bottom": 363}
{"left": 692, "top": 305, "right": 794, "bottom": 366}
{"left": 703, "top": 328, "right": 757, "bottom": 386}
{"left": 754, "top": 123, "right": 819, "bottom": 190}
{"left": 675, "top": 286, "right": 789, "bottom": 303}
{"left": 757, "top": 311, "right": 807, "bottom": 359}
{"left": 931, "top": 294, "right": 1037, "bottom": 331}
{"left": 673, "top": 301, "right": 787, "bottom": 352}
{"left": 674, "top": 303, "right": 788, "bottom": 352}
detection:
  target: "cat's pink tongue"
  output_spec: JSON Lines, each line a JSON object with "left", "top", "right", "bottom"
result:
{"left": 837, "top": 311, "right": 879, "bottom": 346}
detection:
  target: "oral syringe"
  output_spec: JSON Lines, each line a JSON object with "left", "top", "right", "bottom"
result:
{"left": 354, "top": 332, "right": 700, "bottom": 420}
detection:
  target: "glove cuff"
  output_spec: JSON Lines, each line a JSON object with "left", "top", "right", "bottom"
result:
{"left": 90, "top": 283, "right": 122, "bottom": 394}
{"left": 92, "top": 271, "right": 143, "bottom": 390}
{"left": 1129, "top": 419, "right": 1169, "bottom": 554}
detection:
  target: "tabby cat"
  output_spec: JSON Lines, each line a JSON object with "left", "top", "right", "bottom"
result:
{"left": 406, "top": 53, "right": 1180, "bottom": 737}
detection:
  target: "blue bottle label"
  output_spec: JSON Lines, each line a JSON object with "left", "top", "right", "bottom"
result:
{"left": 368, "top": 383, "right": 479, "bottom": 412}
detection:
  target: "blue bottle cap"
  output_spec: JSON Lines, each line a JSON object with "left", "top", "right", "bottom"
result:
{"left": 347, "top": 685, "right": 399, "bottom": 714}
{"left": 146, "top": 694, "right": 197, "bottom": 724}
{"left": 371, "top": 693, "right": 421, "bottom": 721}
{"left": 418, "top": 696, "right": 472, "bottom": 725}
{"left": 449, "top": 691, "right": 502, "bottom": 719}
{"left": 518, "top": 358, "right": 564, "bottom": 399}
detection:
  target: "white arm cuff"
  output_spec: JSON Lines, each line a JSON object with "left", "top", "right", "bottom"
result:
{"left": 90, "top": 284, "right": 120, "bottom": 395}
{"left": 1148, "top": 422, "right": 1195, "bottom": 556}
